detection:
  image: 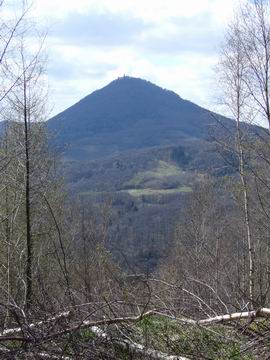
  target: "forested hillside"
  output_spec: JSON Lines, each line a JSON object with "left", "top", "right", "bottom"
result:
{"left": 47, "top": 76, "right": 240, "bottom": 270}
{"left": 47, "top": 75, "right": 235, "bottom": 162}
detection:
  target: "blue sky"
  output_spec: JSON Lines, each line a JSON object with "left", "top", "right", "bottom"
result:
{"left": 24, "top": 0, "right": 236, "bottom": 116}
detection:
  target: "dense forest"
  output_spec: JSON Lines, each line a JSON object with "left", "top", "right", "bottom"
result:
{"left": 1, "top": 1, "right": 270, "bottom": 359}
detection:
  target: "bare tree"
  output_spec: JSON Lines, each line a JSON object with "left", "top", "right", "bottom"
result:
{"left": 217, "top": 17, "right": 256, "bottom": 304}
{"left": 239, "top": 0, "right": 270, "bottom": 129}
{"left": 0, "top": 1, "right": 31, "bottom": 105}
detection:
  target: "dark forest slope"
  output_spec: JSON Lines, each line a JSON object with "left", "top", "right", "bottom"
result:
{"left": 47, "top": 76, "right": 229, "bottom": 162}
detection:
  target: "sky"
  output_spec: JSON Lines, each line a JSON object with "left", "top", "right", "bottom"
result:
{"left": 25, "top": 0, "right": 236, "bottom": 116}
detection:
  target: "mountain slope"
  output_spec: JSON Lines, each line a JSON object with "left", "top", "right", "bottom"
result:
{"left": 47, "top": 76, "right": 238, "bottom": 270}
{"left": 47, "top": 76, "right": 224, "bottom": 161}
{"left": 0, "top": 77, "right": 262, "bottom": 270}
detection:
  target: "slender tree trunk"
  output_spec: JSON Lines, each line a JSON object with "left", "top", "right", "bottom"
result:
{"left": 235, "top": 82, "right": 254, "bottom": 304}
{"left": 23, "top": 76, "right": 32, "bottom": 311}
{"left": 4, "top": 126, "right": 11, "bottom": 326}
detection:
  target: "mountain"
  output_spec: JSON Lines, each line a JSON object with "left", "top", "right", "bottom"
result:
{"left": 0, "top": 77, "right": 260, "bottom": 270}
{"left": 47, "top": 76, "right": 239, "bottom": 269}
{"left": 47, "top": 76, "right": 226, "bottom": 161}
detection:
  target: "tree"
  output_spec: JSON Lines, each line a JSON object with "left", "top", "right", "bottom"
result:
{"left": 0, "top": 1, "right": 30, "bottom": 105}
{"left": 0, "top": 2, "right": 71, "bottom": 314}
{"left": 217, "top": 16, "right": 256, "bottom": 304}
{"left": 238, "top": 0, "right": 270, "bottom": 129}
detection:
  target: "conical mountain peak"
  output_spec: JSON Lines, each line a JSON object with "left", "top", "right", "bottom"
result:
{"left": 47, "top": 77, "right": 220, "bottom": 161}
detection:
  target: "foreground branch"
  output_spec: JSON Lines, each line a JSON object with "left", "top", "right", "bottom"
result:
{"left": 2, "top": 311, "right": 71, "bottom": 336}
{"left": 195, "top": 308, "right": 270, "bottom": 325}
{"left": 91, "top": 326, "right": 190, "bottom": 360}
{"left": 2, "top": 308, "right": 270, "bottom": 340}
{"left": 154, "top": 308, "right": 270, "bottom": 326}
{"left": 1, "top": 307, "right": 270, "bottom": 360}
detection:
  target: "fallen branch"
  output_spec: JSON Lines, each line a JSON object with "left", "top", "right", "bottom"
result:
{"left": 196, "top": 308, "right": 270, "bottom": 325}
{"left": 0, "top": 346, "right": 72, "bottom": 360}
{"left": 44, "top": 309, "right": 156, "bottom": 341}
{"left": 2, "top": 307, "right": 270, "bottom": 344}
{"left": 91, "top": 326, "right": 190, "bottom": 360}
{"left": 0, "top": 310, "right": 156, "bottom": 343}
{"left": 153, "top": 308, "right": 270, "bottom": 326}
{"left": 32, "top": 352, "right": 72, "bottom": 360}
{"left": 2, "top": 311, "right": 71, "bottom": 336}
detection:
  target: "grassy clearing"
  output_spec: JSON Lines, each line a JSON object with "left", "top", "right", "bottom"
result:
{"left": 123, "top": 187, "right": 192, "bottom": 197}
{"left": 79, "top": 161, "right": 192, "bottom": 198}
{"left": 79, "top": 186, "right": 192, "bottom": 198}
{"left": 125, "top": 160, "right": 183, "bottom": 188}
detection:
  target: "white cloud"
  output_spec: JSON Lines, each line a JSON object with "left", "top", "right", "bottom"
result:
{"left": 26, "top": 0, "right": 237, "bottom": 116}
{"left": 33, "top": 0, "right": 235, "bottom": 23}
